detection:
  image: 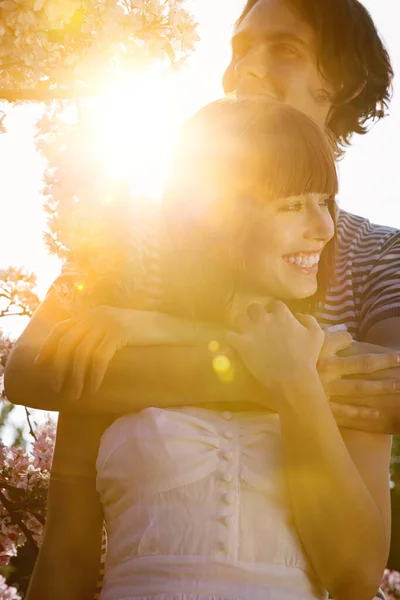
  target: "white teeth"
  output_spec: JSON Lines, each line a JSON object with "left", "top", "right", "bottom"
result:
{"left": 284, "top": 253, "right": 321, "bottom": 268}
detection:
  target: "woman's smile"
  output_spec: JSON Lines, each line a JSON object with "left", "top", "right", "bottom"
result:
{"left": 282, "top": 250, "right": 323, "bottom": 275}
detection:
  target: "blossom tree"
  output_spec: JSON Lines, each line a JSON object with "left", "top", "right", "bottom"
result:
{"left": 0, "top": 268, "right": 40, "bottom": 446}
{"left": 0, "top": 1, "right": 199, "bottom": 596}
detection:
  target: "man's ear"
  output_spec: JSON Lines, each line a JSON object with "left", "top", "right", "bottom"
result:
{"left": 343, "top": 80, "right": 368, "bottom": 105}
{"left": 332, "top": 80, "right": 368, "bottom": 108}
{"left": 326, "top": 79, "right": 367, "bottom": 126}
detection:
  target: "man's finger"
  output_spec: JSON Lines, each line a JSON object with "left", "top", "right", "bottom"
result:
{"left": 320, "top": 352, "right": 400, "bottom": 376}
{"left": 69, "top": 331, "right": 106, "bottom": 401}
{"left": 330, "top": 401, "right": 379, "bottom": 421}
{"left": 51, "top": 324, "right": 89, "bottom": 392}
{"left": 325, "top": 377, "right": 400, "bottom": 397}
{"left": 88, "top": 337, "right": 119, "bottom": 395}
{"left": 34, "top": 320, "right": 74, "bottom": 366}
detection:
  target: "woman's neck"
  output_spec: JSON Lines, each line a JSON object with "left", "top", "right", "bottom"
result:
{"left": 229, "top": 293, "right": 273, "bottom": 325}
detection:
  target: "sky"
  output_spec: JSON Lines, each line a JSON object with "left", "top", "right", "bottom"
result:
{"left": 0, "top": 0, "right": 400, "bottom": 343}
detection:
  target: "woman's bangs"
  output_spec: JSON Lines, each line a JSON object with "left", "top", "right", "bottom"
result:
{"left": 249, "top": 131, "right": 338, "bottom": 202}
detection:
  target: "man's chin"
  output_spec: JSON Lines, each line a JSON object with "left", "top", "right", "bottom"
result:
{"left": 235, "top": 90, "right": 278, "bottom": 102}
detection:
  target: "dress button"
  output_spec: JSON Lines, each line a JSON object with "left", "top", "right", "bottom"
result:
{"left": 221, "top": 450, "right": 233, "bottom": 461}
{"left": 222, "top": 411, "right": 233, "bottom": 421}
{"left": 223, "top": 491, "right": 235, "bottom": 504}
{"left": 221, "top": 472, "right": 232, "bottom": 483}
{"left": 219, "top": 515, "right": 230, "bottom": 526}
{"left": 218, "top": 538, "right": 228, "bottom": 551}
{"left": 223, "top": 430, "right": 234, "bottom": 440}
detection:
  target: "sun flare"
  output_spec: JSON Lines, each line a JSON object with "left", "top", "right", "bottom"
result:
{"left": 93, "top": 67, "right": 188, "bottom": 200}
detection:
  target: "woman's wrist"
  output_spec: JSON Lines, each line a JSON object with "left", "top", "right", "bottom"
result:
{"left": 272, "top": 367, "right": 327, "bottom": 411}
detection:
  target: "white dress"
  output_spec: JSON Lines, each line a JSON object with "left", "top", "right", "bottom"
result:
{"left": 96, "top": 407, "right": 329, "bottom": 600}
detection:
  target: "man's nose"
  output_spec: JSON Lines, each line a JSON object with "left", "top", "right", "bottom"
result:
{"left": 235, "top": 44, "right": 271, "bottom": 82}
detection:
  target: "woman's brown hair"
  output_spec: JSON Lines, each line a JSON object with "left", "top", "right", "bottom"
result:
{"left": 162, "top": 98, "right": 338, "bottom": 323}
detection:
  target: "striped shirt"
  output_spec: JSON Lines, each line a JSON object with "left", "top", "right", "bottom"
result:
{"left": 318, "top": 209, "right": 400, "bottom": 340}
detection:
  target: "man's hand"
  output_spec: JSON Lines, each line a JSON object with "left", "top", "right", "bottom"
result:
{"left": 34, "top": 305, "right": 141, "bottom": 401}
{"left": 318, "top": 330, "right": 400, "bottom": 433}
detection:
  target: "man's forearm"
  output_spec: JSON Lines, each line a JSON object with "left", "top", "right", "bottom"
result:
{"left": 363, "top": 317, "right": 400, "bottom": 351}
{"left": 25, "top": 476, "right": 103, "bottom": 600}
{"left": 5, "top": 342, "right": 265, "bottom": 413}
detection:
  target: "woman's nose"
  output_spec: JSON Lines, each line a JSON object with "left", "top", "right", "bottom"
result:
{"left": 305, "top": 208, "right": 335, "bottom": 243}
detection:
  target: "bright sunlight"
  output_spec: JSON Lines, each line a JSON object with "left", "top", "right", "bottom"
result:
{"left": 95, "top": 67, "right": 182, "bottom": 199}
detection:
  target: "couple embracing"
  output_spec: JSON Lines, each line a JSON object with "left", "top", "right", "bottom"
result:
{"left": 5, "top": 1, "right": 400, "bottom": 599}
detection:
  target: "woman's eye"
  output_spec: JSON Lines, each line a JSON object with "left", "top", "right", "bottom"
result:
{"left": 282, "top": 203, "right": 303, "bottom": 212}
{"left": 319, "top": 198, "right": 331, "bottom": 208}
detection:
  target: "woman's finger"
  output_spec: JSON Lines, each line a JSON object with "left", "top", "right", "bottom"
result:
{"left": 225, "top": 330, "right": 244, "bottom": 351}
{"left": 69, "top": 330, "right": 107, "bottom": 401}
{"left": 319, "top": 330, "right": 353, "bottom": 360}
{"left": 247, "top": 303, "right": 263, "bottom": 322}
{"left": 34, "top": 319, "right": 75, "bottom": 366}
{"left": 233, "top": 313, "right": 251, "bottom": 333}
{"left": 296, "top": 313, "right": 319, "bottom": 330}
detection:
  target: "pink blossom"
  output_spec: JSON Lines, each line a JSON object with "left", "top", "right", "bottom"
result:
{"left": 381, "top": 569, "right": 400, "bottom": 599}
{"left": 0, "top": 576, "right": 21, "bottom": 600}
{"left": 0, "top": 418, "right": 56, "bottom": 565}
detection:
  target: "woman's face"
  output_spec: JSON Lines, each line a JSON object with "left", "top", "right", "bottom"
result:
{"left": 242, "top": 192, "right": 335, "bottom": 300}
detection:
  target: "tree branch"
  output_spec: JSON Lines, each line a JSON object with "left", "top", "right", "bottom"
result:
{"left": 0, "top": 310, "right": 33, "bottom": 318}
{"left": 0, "top": 490, "right": 39, "bottom": 553}
{"left": 0, "top": 87, "right": 98, "bottom": 102}
{"left": 25, "top": 407, "right": 37, "bottom": 442}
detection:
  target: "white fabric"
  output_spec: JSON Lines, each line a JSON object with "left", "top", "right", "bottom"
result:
{"left": 96, "top": 407, "right": 328, "bottom": 600}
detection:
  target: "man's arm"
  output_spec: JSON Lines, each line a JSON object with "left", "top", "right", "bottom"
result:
{"left": 322, "top": 333, "right": 400, "bottom": 433}
{"left": 25, "top": 413, "right": 111, "bottom": 600}
{"left": 4, "top": 289, "right": 264, "bottom": 413}
{"left": 363, "top": 317, "right": 400, "bottom": 350}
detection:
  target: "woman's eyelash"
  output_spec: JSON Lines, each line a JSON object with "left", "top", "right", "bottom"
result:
{"left": 282, "top": 203, "right": 302, "bottom": 212}
{"left": 281, "top": 199, "right": 331, "bottom": 212}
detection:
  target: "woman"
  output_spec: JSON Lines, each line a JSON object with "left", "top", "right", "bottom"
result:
{"left": 29, "top": 99, "right": 391, "bottom": 600}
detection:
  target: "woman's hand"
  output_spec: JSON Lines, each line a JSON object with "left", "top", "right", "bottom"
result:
{"left": 227, "top": 301, "right": 325, "bottom": 393}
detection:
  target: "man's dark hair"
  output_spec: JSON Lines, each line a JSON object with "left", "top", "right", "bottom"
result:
{"left": 236, "top": 0, "right": 394, "bottom": 154}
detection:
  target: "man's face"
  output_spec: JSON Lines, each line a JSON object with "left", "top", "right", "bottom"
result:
{"left": 223, "top": 0, "right": 335, "bottom": 127}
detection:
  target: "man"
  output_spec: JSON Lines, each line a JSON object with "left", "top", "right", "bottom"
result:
{"left": 4, "top": 0, "right": 400, "bottom": 598}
